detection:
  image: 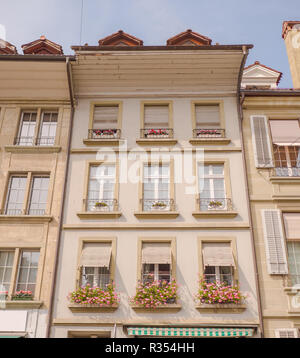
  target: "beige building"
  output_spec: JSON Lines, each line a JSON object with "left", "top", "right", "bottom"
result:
{"left": 239, "top": 21, "right": 300, "bottom": 338}
{"left": 0, "top": 37, "right": 74, "bottom": 337}
{"left": 50, "top": 30, "right": 261, "bottom": 338}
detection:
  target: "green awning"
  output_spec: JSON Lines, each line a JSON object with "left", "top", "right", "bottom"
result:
{"left": 0, "top": 336, "right": 22, "bottom": 338}
{"left": 127, "top": 327, "right": 254, "bottom": 337}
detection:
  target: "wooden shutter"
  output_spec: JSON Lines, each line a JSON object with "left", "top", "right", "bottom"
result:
{"left": 275, "top": 328, "right": 299, "bottom": 338}
{"left": 261, "top": 209, "right": 288, "bottom": 274}
{"left": 195, "top": 105, "right": 220, "bottom": 128}
{"left": 250, "top": 115, "right": 274, "bottom": 168}
{"left": 144, "top": 105, "right": 169, "bottom": 128}
{"left": 93, "top": 106, "right": 118, "bottom": 129}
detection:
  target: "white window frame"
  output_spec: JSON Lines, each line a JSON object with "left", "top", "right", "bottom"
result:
{"left": 28, "top": 176, "right": 50, "bottom": 215}
{"left": 38, "top": 111, "right": 58, "bottom": 146}
{"left": 0, "top": 251, "right": 14, "bottom": 292}
{"left": 142, "top": 263, "right": 171, "bottom": 283}
{"left": 81, "top": 266, "right": 110, "bottom": 289}
{"left": 4, "top": 176, "right": 27, "bottom": 215}
{"left": 204, "top": 266, "right": 234, "bottom": 285}
{"left": 15, "top": 250, "right": 40, "bottom": 294}
{"left": 17, "top": 111, "right": 37, "bottom": 146}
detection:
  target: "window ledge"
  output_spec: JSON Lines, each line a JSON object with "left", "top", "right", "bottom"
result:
{"left": 83, "top": 139, "right": 122, "bottom": 146}
{"left": 195, "top": 303, "right": 246, "bottom": 312}
{"left": 0, "top": 215, "right": 52, "bottom": 223}
{"left": 4, "top": 145, "right": 61, "bottom": 153}
{"left": 284, "top": 287, "right": 300, "bottom": 294}
{"left": 134, "top": 211, "right": 179, "bottom": 219}
{"left": 269, "top": 177, "right": 300, "bottom": 184}
{"left": 77, "top": 212, "right": 122, "bottom": 219}
{"left": 189, "top": 138, "right": 231, "bottom": 145}
{"left": 136, "top": 139, "right": 178, "bottom": 146}
{"left": 1, "top": 301, "right": 43, "bottom": 309}
{"left": 131, "top": 304, "right": 181, "bottom": 312}
{"left": 192, "top": 211, "right": 238, "bottom": 219}
{"left": 68, "top": 304, "right": 119, "bottom": 313}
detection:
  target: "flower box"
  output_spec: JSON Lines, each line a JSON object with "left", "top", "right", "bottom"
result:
{"left": 11, "top": 291, "right": 34, "bottom": 301}
{"left": 151, "top": 202, "right": 167, "bottom": 210}
{"left": 208, "top": 200, "right": 224, "bottom": 210}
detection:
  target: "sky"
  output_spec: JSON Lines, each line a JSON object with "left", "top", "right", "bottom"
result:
{"left": 1, "top": 0, "right": 299, "bottom": 88}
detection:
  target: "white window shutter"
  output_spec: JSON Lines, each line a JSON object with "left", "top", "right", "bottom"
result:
{"left": 275, "top": 328, "right": 299, "bottom": 338}
{"left": 250, "top": 115, "right": 274, "bottom": 168}
{"left": 261, "top": 209, "right": 288, "bottom": 275}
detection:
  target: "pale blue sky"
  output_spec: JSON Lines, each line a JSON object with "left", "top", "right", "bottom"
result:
{"left": 1, "top": 0, "right": 299, "bottom": 87}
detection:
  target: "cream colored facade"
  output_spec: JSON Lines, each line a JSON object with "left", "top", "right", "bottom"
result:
{"left": 0, "top": 56, "right": 73, "bottom": 337}
{"left": 50, "top": 42, "right": 261, "bottom": 338}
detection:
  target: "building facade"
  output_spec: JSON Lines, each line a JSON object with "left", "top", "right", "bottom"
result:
{"left": 0, "top": 37, "right": 74, "bottom": 337}
{"left": 49, "top": 30, "right": 261, "bottom": 338}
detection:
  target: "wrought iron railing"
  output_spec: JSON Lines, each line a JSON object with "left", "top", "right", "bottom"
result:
{"left": 2, "top": 208, "right": 46, "bottom": 216}
{"left": 193, "top": 128, "right": 225, "bottom": 138}
{"left": 283, "top": 274, "right": 300, "bottom": 287}
{"left": 270, "top": 167, "right": 300, "bottom": 177}
{"left": 3, "top": 208, "right": 24, "bottom": 215}
{"left": 88, "top": 129, "right": 121, "bottom": 140}
{"left": 141, "top": 198, "right": 175, "bottom": 212}
{"left": 14, "top": 136, "right": 55, "bottom": 146}
{"left": 141, "top": 128, "right": 173, "bottom": 139}
{"left": 27, "top": 208, "right": 46, "bottom": 215}
{"left": 84, "top": 198, "right": 119, "bottom": 212}
{"left": 197, "top": 197, "right": 233, "bottom": 211}
{"left": 36, "top": 136, "right": 56, "bottom": 146}
{"left": 14, "top": 136, "right": 35, "bottom": 146}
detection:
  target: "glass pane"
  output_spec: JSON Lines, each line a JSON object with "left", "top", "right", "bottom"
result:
{"left": 18, "top": 268, "right": 29, "bottom": 283}
{"left": 212, "top": 165, "right": 224, "bottom": 175}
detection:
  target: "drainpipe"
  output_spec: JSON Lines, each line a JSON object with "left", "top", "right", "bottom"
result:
{"left": 45, "top": 56, "right": 75, "bottom": 337}
{"left": 236, "top": 46, "right": 264, "bottom": 338}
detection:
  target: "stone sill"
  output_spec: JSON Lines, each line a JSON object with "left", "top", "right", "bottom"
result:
{"left": 5, "top": 145, "right": 61, "bottom": 153}
{"left": 68, "top": 304, "right": 119, "bottom": 313}
{"left": 134, "top": 211, "right": 179, "bottom": 219}
{"left": 284, "top": 287, "right": 300, "bottom": 294}
{"left": 83, "top": 139, "right": 122, "bottom": 146}
{"left": 189, "top": 138, "right": 231, "bottom": 145}
{"left": 269, "top": 177, "right": 300, "bottom": 184}
{"left": 77, "top": 212, "right": 122, "bottom": 219}
{"left": 1, "top": 301, "right": 43, "bottom": 309}
{"left": 195, "top": 303, "right": 246, "bottom": 312}
{"left": 192, "top": 211, "right": 238, "bottom": 219}
{"left": 131, "top": 304, "right": 181, "bottom": 313}
{"left": 0, "top": 215, "right": 52, "bottom": 223}
{"left": 136, "top": 139, "right": 178, "bottom": 146}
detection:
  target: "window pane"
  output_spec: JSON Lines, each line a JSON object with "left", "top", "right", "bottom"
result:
{"left": 5, "top": 177, "right": 27, "bottom": 215}
{"left": 16, "top": 251, "right": 40, "bottom": 294}
{"left": 288, "top": 242, "right": 300, "bottom": 285}
{"left": 28, "top": 177, "right": 49, "bottom": 215}
{"left": 0, "top": 251, "right": 14, "bottom": 292}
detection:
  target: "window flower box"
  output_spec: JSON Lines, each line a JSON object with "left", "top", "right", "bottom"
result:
{"left": 145, "top": 129, "right": 169, "bottom": 138}
{"left": 130, "top": 279, "right": 178, "bottom": 309}
{"left": 196, "top": 278, "right": 246, "bottom": 306}
{"left": 208, "top": 200, "right": 224, "bottom": 210}
{"left": 68, "top": 283, "right": 119, "bottom": 308}
{"left": 11, "top": 290, "right": 34, "bottom": 301}
{"left": 151, "top": 201, "right": 167, "bottom": 210}
{"left": 92, "top": 201, "right": 110, "bottom": 211}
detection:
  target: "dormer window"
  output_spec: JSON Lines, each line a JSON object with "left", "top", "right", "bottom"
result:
{"left": 98, "top": 30, "right": 143, "bottom": 47}
{"left": 166, "top": 29, "right": 212, "bottom": 46}
{"left": 242, "top": 61, "right": 282, "bottom": 89}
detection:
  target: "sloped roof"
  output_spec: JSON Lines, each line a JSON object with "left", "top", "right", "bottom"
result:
{"left": 21, "top": 36, "right": 63, "bottom": 55}
{"left": 282, "top": 21, "right": 300, "bottom": 39}
{"left": 166, "top": 29, "right": 212, "bottom": 46}
{"left": 0, "top": 39, "right": 17, "bottom": 54}
{"left": 98, "top": 30, "right": 143, "bottom": 46}
{"left": 243, "top": 61, "right": 282, "bottom": 85}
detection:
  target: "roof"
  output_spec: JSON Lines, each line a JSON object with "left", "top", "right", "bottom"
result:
{"left": 21, "top": 36, "right": 63, "bottom": 55}
{"left": 0, "top": 39, "right": 17, "bottom": 54}
{"left": 243, "top": 60, "right": 283, "bottom": 85}
{"left": 98, "top": 30, "right": 143, "bottom": 46}
{"left": 241, "top": 88, "right": 300, "bottom": 96}
{"left": 282, "top": 21, "right": 300, "bottom": 39}
{"left": 166, "top": 29, "right": 212, "bottom": 46}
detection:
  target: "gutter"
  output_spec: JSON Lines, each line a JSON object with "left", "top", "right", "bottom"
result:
{"left": 236, "top": 46, "right": 264, "bottom": 338}
{"left": 45, "top": 56, "right": 75, "bottom": 337}
{"left": 0, "top": 54, "right": 76, "bottom": 62}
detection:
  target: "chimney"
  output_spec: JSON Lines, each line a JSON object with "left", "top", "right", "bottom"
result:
{"left": 282, "top": 21, "right": 300, "bottom": 88}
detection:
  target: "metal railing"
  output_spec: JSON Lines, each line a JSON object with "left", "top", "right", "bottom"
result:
{"left": 88, "top": 129, "right": 121, "bottom": 140}
{"left": 141, "top": 128, "right": 173, "bottom": 139}
{"left": 283, "top": 274, "right": 300, "bottom": 287}
{"left": 197, "top": 197, "right": 233, "bottom": 211}
{"left": 36, "top": 137, "right": 56, "bottom": 146}
{"left": 14, "top": 136, "right": 35, "bottom": 146}
{"left": 2, "top": 208, "right": 46, "bottom": 216}
{"left": 270, "top": 167, "right": 300, "bottom": 177}
{"left": 27, "top": 208, "right": 46, "bottom": 215}
{"left": 141, "top": 198, "right": 175, "bottom": 212}
{"left": 84, "top": 198, "right": 119, "bottom": 212}
{"left": 14, "top": 136, "right": 55, "bottom": 146}
{"left": 193, "top": 128, "right": 225, "bottom": 138}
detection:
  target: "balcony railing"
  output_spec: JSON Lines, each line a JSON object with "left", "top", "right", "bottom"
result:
{"left": 2, "top": 208, "right": 46, "bottom": 216}
{"left": 88, "top": 129, "right": 121, "bottom": 140}
{"left": 141, "top": 128, "right": 173, "bottom": 139}
{"left": 84, "top": 199, "right": 119, "bottom": 212}
{"left": 271, "top": 167, "right": 300, "bottom": 177}
{"left": 141, "top": 199, "right": 175, "bottom": 212}
{"left": 193, "top": 128, "right": 225, "bottom": 138}
{"left": 283, "top": 274, "right": 300, "bottom": 287}
{"left": 197, "top": 198, "right": 233, "bottom": 211}
{"left": 14, "top": 136, "right": 55, "bottom": 146}
{"left": 27, "top": 209, "right": 46, "bottom": 215}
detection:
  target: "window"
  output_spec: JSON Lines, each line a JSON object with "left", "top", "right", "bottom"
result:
{"left": 143, "top": 164, "right": 171, "bottom": 211}
{"left": 193, "top": 104, "right": 224, "bottom": 138}
{"left": 198, "top": 164, "right": 227, "bottom": 210}
{"left": 16, "top": 251, "right": 40, "bottom": 294}
{"left": 80, "top": 242, "right": 112, "bottom": 289}
{"left": 283, "top": 213, "right": 300, "bottom": 286}
{"left": 15, "top": 109, "right": 58, "bottom": 146}
{"left": 141, "top": 242, "right": 171, "bottom": 284}
{"left": 28, "top": 176, "right": 50, "bottom": 215}
{"left": 37, "top": 112, "right": 58, "bottom": 145}
{"left": 202, "top": 242, "right": 235, "bottom": 285}
{"left": 90, "top": 105, "right": 120, "bottom": 139}
{"left": 0, "top": 251, "right": 14, "bottom": 292}
{"left": 87, "top": 165, "right": 116, "bottom": 211}
{"left": 142, "top": 104, "right": 172, "bottom": 138}
{"left": 4, "top": 173, "right": 50, "bottom": 216}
